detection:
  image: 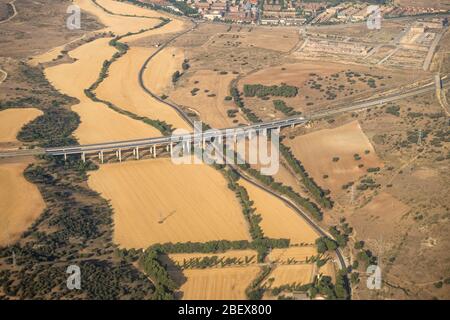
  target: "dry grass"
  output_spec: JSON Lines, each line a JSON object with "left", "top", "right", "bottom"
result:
{"left": 286, "top": 120, "right": 382, "bottom": 196}
{"left": 349, "top": 192, "right": 410, "bottom": 240}
{"left": 239, "top": 61, "right": 425, "bottom": 117}
{"left": 0, "top": 108, "right": 42, "bottom": 144}
{"left": 238, "top": 179, "right": 319, "bottom": 245}
{"left": 145, "top": 46, "right": 184, "bottom": 96}
{"left": 176, "top": 266, "right": 260, "bottom": 300}
{"left": 171, "top": 69, "right": 247, "bottom": 128}
{"left": 206, "top": 26, "right": 299, "bottom": 53}
{"left": 0, "top": 162, "right": 45, "bottom": 246}
{"left": 88, "top": 158, "right": 251, "bottom": 249}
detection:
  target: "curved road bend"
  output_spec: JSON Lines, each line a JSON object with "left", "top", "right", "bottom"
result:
{"left": 136, "top": 17, "right": 350, "bottom": 291}
{"left": 138, "top": 19, "right": 199, "bottom": 127}
{"left": 0, "top": 0, "right": 17, "bottom": 24}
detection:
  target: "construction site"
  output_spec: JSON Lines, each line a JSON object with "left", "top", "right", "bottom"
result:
{"left": 296, "top": 18, "right": 447, "bottom": 71}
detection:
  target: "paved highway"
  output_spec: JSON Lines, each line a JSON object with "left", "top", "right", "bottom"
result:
{"left": 0, "top": 76, "right": 446, "bottom": 159}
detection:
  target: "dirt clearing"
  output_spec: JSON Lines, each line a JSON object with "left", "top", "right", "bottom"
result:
{"left": 286, "top": 120, "right": 382, "bottom": 196}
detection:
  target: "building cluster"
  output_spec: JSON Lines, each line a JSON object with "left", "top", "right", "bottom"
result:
{"left": 307, "top": 2, "right": 449, "bottom": 25}
{"left": 145, "top": 0, "right": 449, "bottom": 26}
{"left": 189, "top": 0, "right": 260, "bottom": 23}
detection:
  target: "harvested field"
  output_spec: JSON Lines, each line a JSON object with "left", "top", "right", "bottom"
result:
{"left": 88, "top": 158, "right": 251, "bottom": 249}
{"left": 77, "top": 0, "right": 160, "bottom": 36}
{"left": 171, "top": 69, "right": 247, "bottom": 128}
{"left": 286, "top": 120, "right": 383, "bottom": 196}
{"left": 45, "top": 38, "right": 158, "bottom": 144}
{"left": 0, "top": 162, "right": 45, "bottom": 246}
{"left": 264, "top": 265, "right": 315, "bottom": 287}
{"left": 96, "top": 46, "right": 189, "bottom": 130}
{"left": 0, "top": 108, "right": 42, "bottom": 144}
{"left": 145, "top": 46, "right": 185, "bottom": 96}
{"left": 175, "top": 266, "right": 260, "bottom": 300}
{"left": 238, "top": 179, "right": 318, "bottom": 245}
{"left": 96, "top": 0, "right": 161, "bottom": 17}
{"left": 267, "top": 247, "right": 318, "bottom": 264}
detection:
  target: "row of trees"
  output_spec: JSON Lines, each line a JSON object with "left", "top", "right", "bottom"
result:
{"left": 230, "top": 86, "right": 262, "bottom": 123}
{"left": 243, "top": 84, "right": 299, "bottom": 98}
{"left": 238, "top": 163, "right": 324, "bottom": 221}
{"left": 280, "top": 144, "right": 333, "bottom": 209}
{"left": 139, "top": 248, "right": 178, "bottom": 300}
{"left": 177, "top": 255, "right": 256, "bottom": 269}
{"left": 272, "top": 100, "right": 300, "bottom": 116}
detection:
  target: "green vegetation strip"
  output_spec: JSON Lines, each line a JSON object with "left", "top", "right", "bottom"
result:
{"left": 280, "top": 144, "right": 333, "bottom": 209}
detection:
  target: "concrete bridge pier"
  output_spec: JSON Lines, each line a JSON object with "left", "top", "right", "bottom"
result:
{"left": 152, "top": 145, "right": 156, "bottom": 158}
{"left": 202, "top": 137, "right": 206, "bottom": 149}
{"left": 81, "top": 152, "right": 86, "bottom": 163}
{"left": 166, "top": 145, "right": 169, "bottom": 152}
{"left": 116, "top": 149, "right": 122, "bottom": 162}
{"left": 135, "top": 147, "right": 140, "bottom": 160}
{"left": 99, "top": 151, "right": 104, "bottom": 164}
{"left": 169, "top": 143, "right": 173, "bottom": 156}
{"left": 64, "top": 153, "right": 67, "bottom": 161}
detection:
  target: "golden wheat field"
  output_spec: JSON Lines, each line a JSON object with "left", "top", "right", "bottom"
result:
{"left": 238, "top": 179, "right": 319, "bottom": 244}
{"left": 96, "top": 46, "right": 189, "bottom": 130}
{"left": 264, "top": 265, "right": 315, "bottom": 288}
{"left": 0, "top": 162, "right": 45, "bottom": 246}
{"left": 176, "top": 266, "right": 261, "bottom": 300}
{"left": 0, "top": 108, "right": 42, "bottom": 144}
{"left": 45, "top": 38, "right": 159, "bottom": 144}
{"left": 88, "top": 158, "right": 251, "bottom": 248}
